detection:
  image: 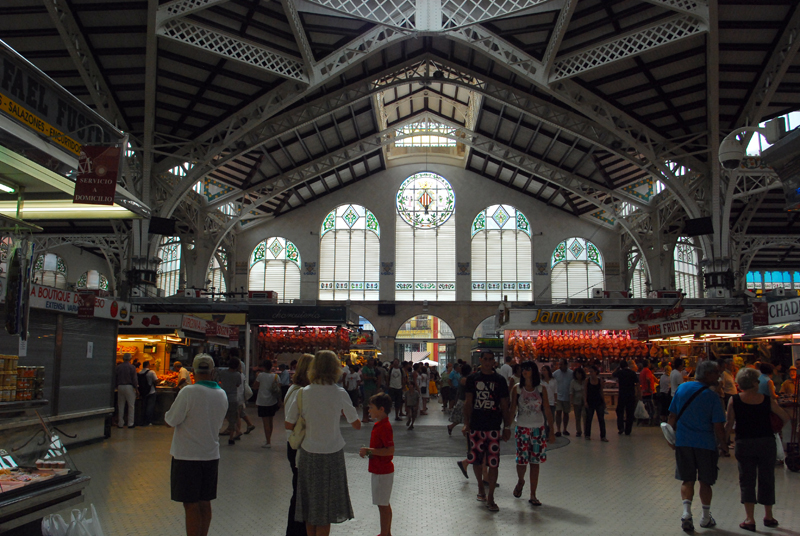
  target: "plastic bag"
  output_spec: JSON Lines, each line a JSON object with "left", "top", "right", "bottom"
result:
{"left": 776, "top": 434, "right": 785, "bottom": 462}
{"left": 42, "top": 513, "right": 69, "bottom": 536}
{"left": 635, "top": 400, "right": 650, "bottom": 420}
{"left": 64, "top": 505, "right": 104, "bottom": 536}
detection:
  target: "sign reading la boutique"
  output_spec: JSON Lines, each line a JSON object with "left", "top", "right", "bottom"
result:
{"left": 29, "top": 284, "right": 129, "bottom": 321}
{"left": 767, "top": 297, "right": 800, "bottom": 325}
{"left": 648, "top": 317, "right": 742, "bottom": 338}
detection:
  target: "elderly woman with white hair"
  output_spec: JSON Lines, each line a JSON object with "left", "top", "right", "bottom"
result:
{"left": 724, "top": 367, "right": 790, "bottom": 532}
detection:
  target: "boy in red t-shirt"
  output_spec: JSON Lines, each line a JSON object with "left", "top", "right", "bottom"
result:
{"left": 359, "top": 393, "right": 395, "bottom": 536}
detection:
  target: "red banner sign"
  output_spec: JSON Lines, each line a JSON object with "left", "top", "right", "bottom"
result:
{"left": 74, "top": 145, "right": 120, "bottom": 205}
{"left": 77, "top": 291, "right": 96, "bottom": 318}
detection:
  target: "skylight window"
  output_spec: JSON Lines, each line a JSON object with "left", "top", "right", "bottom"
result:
{"left": 396, "top": 122, "right": 457, "bottom": 147}
{"left": 746, "top": 110, "right": 800, "bottom": 156}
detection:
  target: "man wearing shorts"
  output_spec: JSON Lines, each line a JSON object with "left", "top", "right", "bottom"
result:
{"left": 462, "top": 351, "right": 512, "bottom": 512}
{"left": 165, "top": 354, "right": 228, "bottom": 536}
{"left": 552, "top": 359, "right": 573, "bottom": 437}
{"left": 667, "top": 360, "right": 728, "bottom": 533}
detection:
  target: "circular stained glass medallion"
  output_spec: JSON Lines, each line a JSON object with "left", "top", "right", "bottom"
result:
{"left": 396, "top": 172, "right": 455, "bottom": 229}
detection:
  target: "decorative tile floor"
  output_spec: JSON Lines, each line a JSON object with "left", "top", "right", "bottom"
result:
{"left": 58, "top": 406, "right": 800, "bottom": 536}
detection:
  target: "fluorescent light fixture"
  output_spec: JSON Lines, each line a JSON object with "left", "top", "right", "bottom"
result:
{"left": 0, "top": 182, "right": 15, "bottom": 193}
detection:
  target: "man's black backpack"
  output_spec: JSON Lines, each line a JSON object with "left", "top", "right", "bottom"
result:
{"left": 137, "top": 370, "right": 153, "bottom": 398}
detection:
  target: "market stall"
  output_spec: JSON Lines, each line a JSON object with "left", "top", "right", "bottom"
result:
{"left": 349, "top": 329, "right": 380, "bottom": 366}
{"left": 249, "top": 305, "right": 356, "bottom": 369}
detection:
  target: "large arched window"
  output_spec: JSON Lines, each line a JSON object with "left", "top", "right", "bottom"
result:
{"left": 395, "top": 172, "right": 456, "bottom": 301}
{"left": 628, "top": 251, "right": 649, "bottom": 298}
{"left": 319, "top": 204, "right": 380, "bottom": 300}
{"left": 673, "top": 238, "right": 700, "bottom": 298}
{"left": 207, "top": 251, "right": 227, "bottom": 295}
{"left": 550, "top": 237, "right": 604, "bottom": 301}
{"left": 249, "top": 237, "right": 301, "bottom": 301}
{"left": 157, "top": 237, "right": 182, "bottom": 297}
{"left": 77, "top": 270, "right": 109, "bottom": 291}
{"left": 33, "top": 253, "right": 67, "bottom": 289}
{"left": 471, "top": 204, "right": 532, "bottom": 301}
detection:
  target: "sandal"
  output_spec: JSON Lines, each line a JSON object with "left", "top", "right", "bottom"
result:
{"left": 457, "top": 460, "right": 469, "bottom": 479}
{"left": 739, "top": 522, "right": 756, "bottom": 532}
{"left": 513, "top": 480, "right": 524, "bottom": 498}
{"left": 486, "top": 502, "right": 500, "bottom": 512}
{"left": 447, "top": 426, "right": 452, "bottom": 436}
{"left": 763, "top": 518, "right": 779, "bottom": 528}
{"left": 476, "top": 494, "right": 487, "bottom": 502}
{"left": 245, "top": 425, "right": 256, "bottom": 434}
{"left": 528, "top": 498, "right": 542, "bottom": 506}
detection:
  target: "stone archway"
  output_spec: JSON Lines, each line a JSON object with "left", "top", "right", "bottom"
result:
{"left": 395, "top": 314, "right": 456, "bottom": 367}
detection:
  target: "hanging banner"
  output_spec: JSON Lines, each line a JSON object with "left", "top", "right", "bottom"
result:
{"left": 77, "top": 291, "right": 96, "bottom": 318}
{"left": 73, "top": 145, "right": 121, "bottom": 205}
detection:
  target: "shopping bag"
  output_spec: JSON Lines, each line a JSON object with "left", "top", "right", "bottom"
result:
{"left": 776, "top": 434, "right": 785, "bottom": 462}
{"left": 66, "top": 505, "right": 105, "bottom": 536}
{"left": 42, "top": 513, "right": 69, "bottom": 536}
{"left": 634, "top": 400, "right": 650, "bottom": 420}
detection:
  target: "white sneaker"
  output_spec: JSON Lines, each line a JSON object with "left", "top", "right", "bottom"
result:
{"left": 700, "top": 516, "right": 715, "bottom": 528}
{"left": 261, "top": 443, "right": 272, "bottom": 448}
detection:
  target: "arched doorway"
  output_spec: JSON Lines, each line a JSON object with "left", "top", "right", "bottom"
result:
{"left": 472, "top": 315, "right": 503, "bottom": 364}
{"left": 395, "top": 315, "right": 455, "bottom": 368}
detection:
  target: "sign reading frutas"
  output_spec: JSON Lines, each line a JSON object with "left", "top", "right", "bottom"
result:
{"left": 647, "top": 317, "right": 742, "bottom": 338}
{"left": 74, "top": 145, "right": 121, "bottom": 205}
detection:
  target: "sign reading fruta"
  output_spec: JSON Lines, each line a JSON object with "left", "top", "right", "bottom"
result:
{"left": 74, "top": 145, "right": 121, "bottom": 205}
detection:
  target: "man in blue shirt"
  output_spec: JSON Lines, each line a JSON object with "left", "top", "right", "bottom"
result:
{"left": 667, "top": 360, "right": 728, "bottom": 533}
{"left": 449, "top": 364, "right": 462, "bottom": 411}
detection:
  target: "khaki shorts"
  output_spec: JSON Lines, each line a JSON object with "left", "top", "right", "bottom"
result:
{"left": 371, "top": 473, "right": 394, "bottom": 506}
{"left": 555, "top": 400, "right": 572, "bottom": 413}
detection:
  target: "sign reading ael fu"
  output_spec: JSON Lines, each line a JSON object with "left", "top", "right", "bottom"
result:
{"left": 74, "top": 145, "right": 121, "bottom": 205}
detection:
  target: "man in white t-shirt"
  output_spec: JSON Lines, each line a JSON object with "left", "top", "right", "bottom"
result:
{"left": 670, "top": 358, "right": 686, "bottom": 396}
{"left": 345, "top": 365, "right": 362, "bottom": 409}
{"left": 165, "top": 354, "right": 228, "bottom": 536}
{"left": 498, "top": 355, "right": 514, "bottom": 385}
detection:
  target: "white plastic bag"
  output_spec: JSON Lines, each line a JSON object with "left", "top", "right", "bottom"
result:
{"left": 776, "top": 434, "right": 785, "bottom": 462}
{"left": 64, "top": 505, "right": 104, "bottom": 536}
{"left": 635, "top": 400, "right": 650, "bottom": 420}
{"left": 42, "top": 513, "right": 69, "bottom": 536}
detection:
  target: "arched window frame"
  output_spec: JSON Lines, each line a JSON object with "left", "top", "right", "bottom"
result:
{"left": 673, "top": 238, "right": 700, "bottom": 298}
{"left": 249, "top": 237, "right": 302, "bottom": 301}
{"left": 33, "top": 253, "right": 68, "bottom": 289}
{"left": 395, "top": 172, "right": 456, "bottom": 301}
{"left": 76, "top": 270, "right": 109, "bottom": 291}
{"left": 628, "top": 251, "right": 649, "bottom": 298}
{"left": 207, "top": 251, "right": 227, "bottom": 297}
{"left": 470, "top": 204, "right": 532, "bottom": 301}
{"left": 157, "top": 237, "right": 182, "bottom": 297}
{"left": 319, "top": 204, "right": 380, "bottom": 300}
{"left": 550, "top": 237, "right": 604, "bottom": 301}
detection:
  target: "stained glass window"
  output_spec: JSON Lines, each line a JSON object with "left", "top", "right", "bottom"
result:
{"left": 674, "top": 238, "right": 700, "bottom": 298}
{"left": 249, "top": 237, "right": 301, "bottom": 301}
{"left": 319, "top": 204, "right": 380, "bottom": 300}
{"left": 746, "top": 271, "right": 762, "bottom": 291}
{"left": 628, "top": 252, "right": 648, "bottom": 298}
{"left": 76, "top": 270, "right": 109, "bottom": 291}
{"left": 550, "top": 237, "right": 604, "bottom": 301}
{"left": 207, "top": 252, "right": 227, "bottom": 297}
{"left": 471, "top": 205, "right": 532, "bottom": 301}
{"left": 157, "top": 237, "right": 182, "bottom": 297}
{"left": 395, "top": 172, "right": 456, "bottom": 301}
{"left": 33, "top": 253, "right": 68, "bottom": 289}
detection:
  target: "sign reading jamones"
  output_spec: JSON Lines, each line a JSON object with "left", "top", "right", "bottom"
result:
{"left": 29, "top": 284, "right": 129, "bottom": 321}
{"left": 648, "top": 317, "right": 742, "bottom": 338}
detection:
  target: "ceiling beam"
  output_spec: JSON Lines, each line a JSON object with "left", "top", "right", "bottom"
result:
{"left": 541, "top": 0, "right": 578, "bottom": 78}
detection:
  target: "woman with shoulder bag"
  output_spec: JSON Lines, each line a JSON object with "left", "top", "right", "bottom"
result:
{"left": 724, "top": 367, "right": 790, "bottom": 532}
{"left": 253, "top": 361, "right": 282, "bottom": 448}
{"left": 283, "top": 354, "right": 313, "bottom": 536}
{"left": 285, "top": 351, "right": 361, "bottom": 536}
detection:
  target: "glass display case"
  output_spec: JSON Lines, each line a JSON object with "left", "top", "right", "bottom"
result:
{"left": 0, "top": 407, "right": 89, "bottom": 533}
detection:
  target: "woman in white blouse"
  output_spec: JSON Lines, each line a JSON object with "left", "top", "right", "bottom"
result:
{"left": 285, "top": 351, "right": 361, "bottom": 536}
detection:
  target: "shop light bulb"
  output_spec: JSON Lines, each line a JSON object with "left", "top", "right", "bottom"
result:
{"left": 0, "top": 183, "right": 15, "bottom": 193}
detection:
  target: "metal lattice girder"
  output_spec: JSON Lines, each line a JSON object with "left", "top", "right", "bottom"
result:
{"left": 550, "top": 14, "right": 707, "bottom": 81}
{"left": 305, "top": 0, "right": 416, "bottom": 28}
{"left": 157, "top": 0, "right": 229, "bottom": 23}
{"left": 730, "top": 190, "right": 767, "bottom": 238}
{"left": 280, "top": 0, "right": 316, "bottom": 71}
{"left": 541, "top": 0, "right": 577, "bottom": 76}
{"left": 440, "top": 0, "right": 554, "bottom": 29}
{"left": 157, "top": 18, "right": 309, "bottom": 82}
{"left": 643, "top": 0, "right": 708, "bottom": 17}
{"left": 43, "top": 0, "right": 129, "bottom": 131}
{"left": 730, "top": 173, "right": 782, "bottom": 200}
{"left": 734, "top": 4, "right": 800, "bottom": 129}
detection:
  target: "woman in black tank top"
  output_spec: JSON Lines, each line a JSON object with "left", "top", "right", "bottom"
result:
{"left": 583, "top": 366, "right": 607, "bottom": 441}
{"left": 724, "top": 367, "right": 789, "bottom": 531}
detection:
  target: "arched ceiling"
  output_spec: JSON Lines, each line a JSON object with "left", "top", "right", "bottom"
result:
{"left": 1, "top": 0, "right": 799, "bottom": 267}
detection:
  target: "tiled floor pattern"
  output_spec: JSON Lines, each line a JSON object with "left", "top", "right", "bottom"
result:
{"left": 58, "top": 406, "right": 800, "bottom": 536}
